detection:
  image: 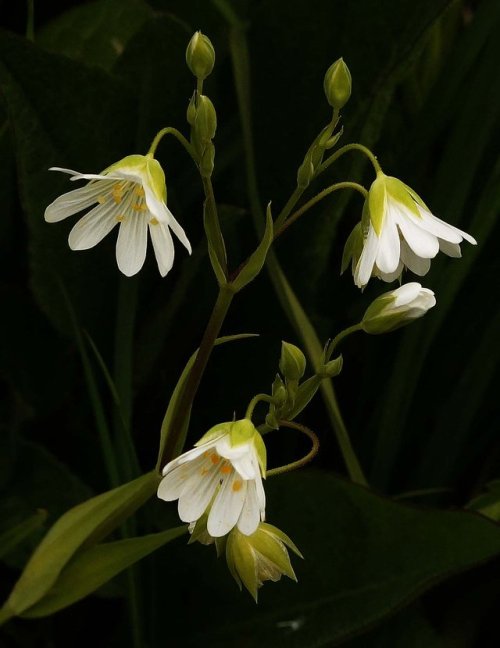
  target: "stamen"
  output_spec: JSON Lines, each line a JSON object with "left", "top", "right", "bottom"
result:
{"left": 149, "top": 217, "right": 159, "bottom": 226}
{"left": 132, "top": 203, "right": 147, "bottom": 212}
{"left": 220, "top": 465, "right": 232, "bottom": 474}
{"left": 97, "top": 195, "right": 107, "bottom": 204}
{"left": 210, "top": 453, "right": 220, "bottom": 465}
{"left": 232, "top": 480, "right": 243, "bottom": 492}
{"left": 116, "top": 215, "right": 125, "bottom": 222}
{"left": 134, "top": 186, "right": 145, "bottom": 197}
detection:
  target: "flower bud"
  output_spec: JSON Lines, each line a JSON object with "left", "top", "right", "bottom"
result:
{"left": 186, "top": 31, "right": 215, "bottom": 80}
{"left": 186, "top": 93, "right": 197, "bottom": 126}
{"left": 194, "top": 94, "right": 217, "bottom": 143}
{"left": 324, "top": 58, "right": 352, "bottom": 110}
{"left": 361, "top": 282, "right": 436, "bottom": 334}
{"left": 226, "top": 523, "right": 302, "bottom": 601}
{"left": 279, "top": 341, "right": 306, "bottom": 382}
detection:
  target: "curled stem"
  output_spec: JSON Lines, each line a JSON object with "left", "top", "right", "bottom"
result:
{"left": 245, "top": 393, "right": 275, "bottom": 420}
{"left": 147, "top": 127, "right": 197, "bottom": 164}
{"left": 266, "top": 420, "right": 320, "bottom": 477}
{"left": 325, "top": 323, "right": 363, "bottom": 361}
{"left": 318, "top": 142, "right": 382, "bottom": 176}
{"left": 274, "top": 181, "right": 367, "bottom": 240}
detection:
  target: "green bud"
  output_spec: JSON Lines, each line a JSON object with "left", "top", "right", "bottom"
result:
{"left": 318, "top": 355, "right": 343, "bottom": 378}
{"left": 186, "top": 31, "right": 215, "bottom": 80}
{"left": 194, "top": 94, "right": 217, "bottom": 143}
{"left": 324, "top": 57, "right": 352, "bottom": 110}
{"left": 361, "top": 282, "right": 436, "bottom": 334}
{"left": 297, "top": 155, "right": 315, "bottom": 188}
{"left": 226, "top": 523, "right": 302, "bottom": 602}
{"left": 279, "top": 341, "right": 306, "bottom": 382}
{"left": 199, "top": 142, "right": 215, "bottom": 178}
{"left": 341, "top": 222, "right": 363, "bottom": 275}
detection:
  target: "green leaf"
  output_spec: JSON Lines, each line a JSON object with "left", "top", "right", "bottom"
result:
{"left": 2, "top": 471, "right": 159, "bottom": 618}
{"left": 37, "top": 0, "right": 153, "bottom": 71}
{"left": 204, "top": 198, "right": 228, "bottom": 285}
{"left": 468, "top": 481, "right": 500, "bottom": 522}
{"left": 156, "top": 333, "right": 259, "bottom": 469}
{"left": 230, "top": 204, "right": 274, "bottom": 292}
{"left": 22, "top": 526, "right": 186, "bottom": 618}
{"left": 0, "top": 511, "right": 47, "bottom": 561}
{"left": 169, "top": 470, "right": 500, "bottom": 646}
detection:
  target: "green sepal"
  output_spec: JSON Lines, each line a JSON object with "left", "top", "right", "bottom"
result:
{"left": 319, "top": 354, "right": 343, "bottom": 378}
{"left": 260, "top": 523, "right": 303, "bottom": 559}
{"left": 249, "top": 533, "right": 297, "bottom": 581}
{"left": 385, "top": 176, "right": 421, "bottom": 219}
{"left": 102, "top": 154, "right": 167, "bottom": 202}
{"left": 195, "top": 421, "right": 232, "bottom": 447}
{"left": 368, "top": 174, "right": 387, "bottom": 236}
{"left": 323, "top": 57, "right": 352, "bottom": 110}
{"left": 341, "top": 222, "right": 363, "bottom": 274}
{"left": 229, "top": 418, "right": 257, "bottom": 447}
{"left": 186, "top": 31, "right": 215, "bottom": 81}
{"left": 253, "top": 431, "right": 267, "bottom": 476}
{"left": 231, "top": 204, "right": 274, "bottom": 293}
{"left": 285, "top": 374, "right": 322, "bottom": 421}
{"left": 3, "top": 472, "right": 159, "bottom": 618}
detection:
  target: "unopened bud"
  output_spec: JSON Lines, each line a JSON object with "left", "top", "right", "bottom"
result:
{"left": 279, "top": 341, "right": 306, "bottom": 382}
{"left": 186, "top": 93, "right": 197, "bottom": 126}
{"left": 324, "top": 58, "right": 352, "bottom": 110}
{"left": 194, "top": 94, "right": 217, "bottom": 142}
{"left": 186, "top": 31, "right": 215, "bottom": 80}
{"left": 361, "top": 283, "right": 436, "bottom": 334}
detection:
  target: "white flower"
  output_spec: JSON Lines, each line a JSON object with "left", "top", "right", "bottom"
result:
{"left": 344, "top": 172, "right": 476, "bottom": 288}
{"left": 157, "top": 419, "right": 266, "bottom": 538}
{"left": 44, "top": 154, "right": 191, "bottom": 277}
{"left": 361, "top": 282, "right": 436, "bottom": 334}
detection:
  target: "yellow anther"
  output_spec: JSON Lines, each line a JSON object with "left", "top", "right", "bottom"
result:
{"left": 132, "top": 203, "right": 147, "bottom": 212}
{"left": 134, "top": 186, "right": 145, "bottom": 197}
{"left": 115, "top": 215, "right": 125, "bottom": 222}
{"left": 220, "top": 465, "right": 232, "bottom": 474}
{"left": 149, "top": 217, "right": 159, "bottom": 226}
{"left": 97, "top": 195, "right": 107, "bottom": 204}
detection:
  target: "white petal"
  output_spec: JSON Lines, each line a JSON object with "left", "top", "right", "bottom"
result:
{"left": 376, "top": 260, "right": 403, "bottom": 283}
{"left": 177, "top": 462, "right": 221, "bottom": 523}
{"left": 400, "top": 240, "right": 431, "bottom": 276}
{"left": 376, "top": 206, "right": 400, "bottom": 274}
{"left": 392, "top": 282, "right": 422, "bottom": 307}
{"left": 396, "top": 211, "right": 439, "bottom": 258}
{"left": 157, "top": 462, "right": 195, "bottom": 501}
{"left": 207, "top": 471, "right": 248, "bottom": 537}
{"left": 355, "top": 226, "right": 378, "bottom": 288}
{"left": 148, "top": 220, "right": 175, "bottom": 277}
{"left": 115, "top": 213, "right": 148, "bottom": 276}
{"left": 215, "top": 438, "right": 253, "bottom": 461}
{"left": 231, "top": 452, "right": 257, "bottom": 480}
{"left": 172, "top": 439, "right": 220, "bottom": 469}
{"left": 164, "top": 206, "right": 192, "bottom": 254}
{"left": 416, "top": 207, "right": 476, "bottom": 245}
{"left": 68, "top": 201, "right": 119, "bottom": 250}
{"left": 237, "top": 480, "right": 261, "bottom": 535}
{"left": 45, "top": 182, "right": 111, "bottom": 223}
{"left": 439, "top": 238, "right": 462, "bottom": 258}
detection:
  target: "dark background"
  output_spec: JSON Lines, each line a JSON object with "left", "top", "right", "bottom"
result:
{"left": 0, "top": 0, "right": 499, "bottom": 646}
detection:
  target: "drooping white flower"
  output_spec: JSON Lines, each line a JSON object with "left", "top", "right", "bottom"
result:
{"left": 361, "top": 282, "right": 436, "bottom": 334}
{"left": 343, "top": 173, "right": 476, "bottom": 288}
{"left": 157, "top": 419, "right": 267, "bottom": 538}
{"left": 44, "top": 154, "right": 191, "bottom": 277}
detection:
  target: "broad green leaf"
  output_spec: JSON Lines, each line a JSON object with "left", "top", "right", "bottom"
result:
{"left": 156, "top": 333, "right": 259, "bottom": 469}
{"left": 2, "top": 471, "right": 159, "bottom": 617}
{"left": 37, "top": 0, "right": 153, "bottom": 71}
{"left": 230, "top": 204, "right": 273, "bottom": 292}
{"left": 22, "top": 526, "right": 186, "bottom": 618}
{"left": 0, "top": 511, "right": 47, "bottom": 561}
{"left": 165, "top": 470, "right": 500, "bottom": 646}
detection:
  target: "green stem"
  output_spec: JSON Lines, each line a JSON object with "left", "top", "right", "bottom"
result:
{"left": 326, "top": 324, "right": 363, "bottom": 360}
{"left": 275, "top": 185, "right": 307, "bottom": 230}
{"left": 26, "top": 0, "right": 34, "bottom": 41}
{"left": 158, "top": 285, "right": 235, "bottom": 467}
{"left": 196, "top": 78, "right": 204, "bottom": 98}
{"left": 113, "top": 276, "right": 140, "bottom": 482}
{"left": 202, "top": 175, "right": 228, "bottom": 277}
{"left": 225, "top": 16, "right": 367, "bottom": 486}
{"left": 267, "top": 420, "right": 320, "bottom": 477}
{"left": 245, "top": 393, "right": 275, "bottom": 420}
{"left": 318, "top": 142, "right": 382, "bottom": 176}
{"left": 274, "top": 182, "right": 368, "bottom": 240}
{"left": 147, "top": 127, "right": 197, "bottom": 164}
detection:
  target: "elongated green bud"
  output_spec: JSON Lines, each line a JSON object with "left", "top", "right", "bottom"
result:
{"left": 279, "top": 341, "right": 306, "bottom": 381}
{"left": 324, "top": 58, "right": 352, "bottom": 110}
{"left": 186, "top": 31, "right": 215, "bottom": 80}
